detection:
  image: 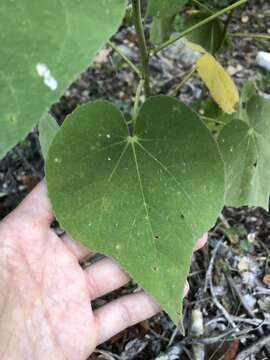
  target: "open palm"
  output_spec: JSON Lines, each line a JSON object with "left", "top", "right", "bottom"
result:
{"left": 0, "top": 182, "right": 207, "bottom": 360}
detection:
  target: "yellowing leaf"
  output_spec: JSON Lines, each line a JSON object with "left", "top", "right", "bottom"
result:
{"left": 185, "top": 41, "right": 207, "bottom": 54}
{"left": 196, "top": 54, "right": 239, "bottom": 114}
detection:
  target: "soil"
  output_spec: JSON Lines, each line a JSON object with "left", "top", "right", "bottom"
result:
{"left": 1, "top": 1, "right": 270, "bottom": 359}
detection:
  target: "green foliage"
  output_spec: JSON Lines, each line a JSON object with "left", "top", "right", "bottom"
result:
{"left": 0, "top": 0, "right": 126, "bottom": 158}
{"left": 180, "top": 12, "right": 227, "bottom": 53}
{"left": 39, "top": 114, "right": 59, "bottom": 159}
{"left": 1, "top": 0, "right": 267, "bottom": 329}
{"left": 148, "top": 0, "right": 187, "bottom": 44}
{"left": 219, "top": 95, "right": 270, "bottom": 209}
{"left": 46, "top": 96, "right": 225, "bottom": 326}
{"left": 150, "top": 17, "right": 175, "bottom": 45}
{"left": 147, "top": 0, "right": 187, "bottom": 18}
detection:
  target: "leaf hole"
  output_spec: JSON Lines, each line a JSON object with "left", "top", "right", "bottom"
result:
{"left": 180, "top": 214, "right": 185, "bottom": 220}
{"left": 154, "top": 235, "right": 160, "bottom": 240}
{"left": 253, "top": 161, "right": 257, "bottom": 168}
{"left": 152, "top": 266, "right": 159, "bottom": 272}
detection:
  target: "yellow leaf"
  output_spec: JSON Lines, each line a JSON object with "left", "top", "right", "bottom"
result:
{"left": 185, "top": 40, "right": 206, "bottom": 54}
{"left": 196, "top": 53, "right": 240, "bottom": 114}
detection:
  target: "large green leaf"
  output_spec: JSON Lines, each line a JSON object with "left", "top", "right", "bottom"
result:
{"left": 219, "top": 95, "right": 270, "bottom": 209}
{"left": 0, "top": 0, "right": 126, "bottom": 158}
{"left": 46, "top": 96, "right": 225, "bottom": 328}
{"left": 147, "top": 0, "right": 187, "bottom": 18}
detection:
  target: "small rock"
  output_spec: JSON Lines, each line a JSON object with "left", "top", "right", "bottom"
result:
{"left": 227, "top": 64, "right": 243, "bottom": 76}
{"left": 238, "top": 258, "right": 250, "bottom": 272}
{"left": 247, "top": 232, "right": 256, "bottom": 244}
{"left": 263, "top": 274, "right": 270, "bottom": 287}
{"left": 241, "top": 15, "right": 249, "bottom": 23}
{"left": 242, "top": 294, "right": 257, "bottom": 311}
{"left": 155, "top": 344, "right": 183, "bottom": 360}
{"left": 256, "top": 52, "right": 270, "bottom": 72}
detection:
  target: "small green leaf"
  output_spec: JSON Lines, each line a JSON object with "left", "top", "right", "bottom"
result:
{"left": 39, "top": 114, "right": 59, "bottom": 159}
{"left": 148, "top": 0, "right": 187, "bottom": 44}
{"left": 150, "top": 17, "right": 174, "bottom": 45}
{"left": 147, "top": 0, "right": 187, "bottom": 18}
{"left": 0, "top": 0, "right": 126, "bottom": 158}
{"left": 46, "top": 96, "right": 225, "bottom": 328}
{"left": 219, "top": 95, "right": 270, "bottom": 209}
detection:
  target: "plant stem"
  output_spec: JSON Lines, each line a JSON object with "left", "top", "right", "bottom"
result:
{"left": 132, "top": 0, "right": 151, "bottom": 97}
{"left": 230, "top": 32, "right": 270, "bottom": 41}
{"left": 219, "top": 9, "right": 235, "bottom": 51}
{"left": 108, "top": 41, "right": 141, "bottom": 77}
{"left": 192, "top": 0, "right": 214, "bottom": 13}
{"left": 152, "top": 0, "right": 248, "bottom": 55}
{"left": 133, "top": 79, "right": 144, "bottom": 118}
{"left": 170, "top": 67, "right": 196, "bottom": 97}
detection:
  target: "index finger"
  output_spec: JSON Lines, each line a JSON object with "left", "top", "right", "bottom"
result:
{"left": 7, "top": 180, "right": 54, "bottom": 226}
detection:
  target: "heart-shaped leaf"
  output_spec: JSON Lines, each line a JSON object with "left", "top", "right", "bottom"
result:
{"left": 46, "top": 96, "right": 225, "bottom": 328}
{"left": 219, "top": 95, "right": 270, "bottom": 209}
{"left": 0, "top": 0, "right": 126, "bottom": 158}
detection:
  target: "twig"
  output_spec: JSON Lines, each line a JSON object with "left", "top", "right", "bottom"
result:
{"left": 170, "top": 67, "right": 196, "bottom": 97}
{"left": 184, "top": 328, "right": 254, "bottom": 345}
{"left": 191, "top": 309, "right": 205, "bottom": 360}
{"left": 206, "top": 315, "right": 270, "bottom": 327}
{"left": 108, "top": 41, "right": 141, "bottom": 77}
{"left": 235, "top": 334, "right": 270, "bottom": 360}
{"left": 192, "top": 0, "right": 214, "bottom": 13}
{"left": 204, "top": 240, "right": 237, "bottom": 328}
{"left": 231, "top": 32, "right": 270, "bottom": 41}
{"left": 14, "top": 148, "right": 42, "bottom": 179}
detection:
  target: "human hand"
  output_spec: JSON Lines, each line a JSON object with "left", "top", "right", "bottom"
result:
{"left": 0, "top": 182, "right": 207, "bottom": 360}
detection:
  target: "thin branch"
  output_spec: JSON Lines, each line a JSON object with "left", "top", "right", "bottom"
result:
{"left": 108, "top": 41, "right": 141, "bottom": 77}
{"left": 170, "top": 67, "right": 196, "bottom": 97}
{"left": 235, "top": 335, "right": 270, "bottom": 360}
{"left": 220, "top": 9, "right": 235, "bottom": 50}
{"left": 192, "top": 0, "right": 214, "bottom": 13}
{"left": 152, "top": 0, "right": 248, "bottom": 55}
{"left": 230, "top": 32, "right": 270, "bottom": 41}
{"left": 204, "top": 240, "right": 237, "bottom": 328}
{"left": 132, "top": 0, "right": 151, "bottom": 97}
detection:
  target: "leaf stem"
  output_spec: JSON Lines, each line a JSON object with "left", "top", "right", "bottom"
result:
{"left": 132, "top": 0, "right": 151, "bottom": 97}
{"left": 108, "top": 41, "right": 141, "bottom": 77}
{"left": 201, "top": 116, "right": 226, "bottom": 125}
{"left": 152, "top": 0, "right": 248, "bottom": 55}
{"left": 230, "top": 32, "right": 270, "bottom": 41}
{"left": 219, "top": 9, "right": 235, "bottom": 51}
{"left": 170, "top": 67, "right": 196, "bottom": 97}
{"left": 191, "top": 0, "right": 214, "bottom": 13}
{"left": 133, "top": 79, "right": 145, "bottom": 119}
